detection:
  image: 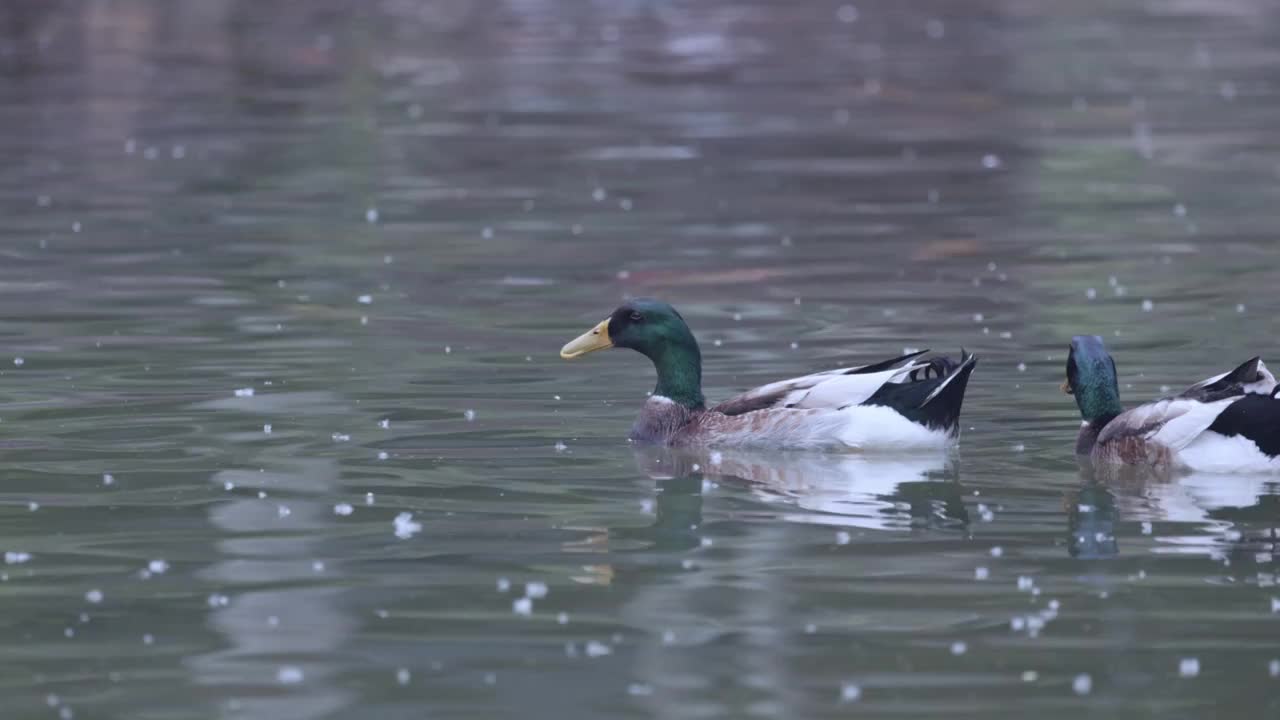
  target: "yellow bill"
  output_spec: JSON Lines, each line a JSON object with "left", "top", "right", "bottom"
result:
{"left": 560, "top": 319, "right": 612, "bottom": 359}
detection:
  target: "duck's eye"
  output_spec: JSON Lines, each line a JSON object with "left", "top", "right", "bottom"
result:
{"left": 630, "top": 312, "right": 643, "bottom": 322}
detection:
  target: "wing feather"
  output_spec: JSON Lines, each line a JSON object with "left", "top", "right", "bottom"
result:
{"left": 711, "top": 351, "right": 929, "bottom": 417}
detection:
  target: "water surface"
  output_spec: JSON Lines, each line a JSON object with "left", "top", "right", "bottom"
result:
{"left": 1, "top": 1, "right": 1279, "bottom": 718}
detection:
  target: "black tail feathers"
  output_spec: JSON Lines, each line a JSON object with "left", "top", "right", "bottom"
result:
{"left": 864, "top": 350, "right": 977, "bottom": 434}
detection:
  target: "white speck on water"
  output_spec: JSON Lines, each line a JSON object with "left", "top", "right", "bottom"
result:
{"left": 1179, "top": 658, "right": 1200, "bottom": 678}
{"left": 1017, "top": 362, "right": 1027, "bottom": 372}
{"left": 733, "top": 313, "right": 743, "bottom": 321}
{"left": 972, "top": 313, "right": 984, "bottom": 323}
{"left": 1011, "top": 443, "right": 1025, "bottom": 453}
{"left": 377, "top": 451, "right": 389, "bottom": 460}
{"left": 333, "top": 503, "right": 353, "bottom": 516}
{"left": 148, "top": 559, "right": 169, "bottom": 574}
{"left": 990, "top": 546, "right": 1004, "bottom": 557}
{"left": 1269, "top": 659, "right": 1280, "bottom": 677}
{"left": 525, "top": 582, "right": 549, "bottom": 599}
{"left": 276, "top": 505, "right": 291, "bottom": 519}
{"left": 357, "top": 294, "right": 373, "bottom": 304}
{"left": 662, "top": 629, "right": 678, "bottom": 644}
{"left": 640, "top": 499, "right": 655, "bottom": 514}
{"left": 836, "top": 4, "right": 859, "bottom": 23}
{"left": 835, "top": 531, "right": 851, "bottom": 546}
{"left": 483, "top": 672, "right": 497, "bottom": 685}
{"left": 975, "top": 567, "right": 989, "bottom": 580}
{"left": 85, "top": 589, "right": 103, "bottom": 604}
{"left": 463, "top": 409, "right": 476, "bottom": 421}
{"left": 234, "top": 387, "right": 254, "bottom": 398}
{"left": 72, "top": 221, "right": 82, "bottom": 233}
{"left": 207, "top": 593, "right": 230, "bottom": 608}
{"left": 681, "top": 559, "right": 696, "bottom": 570}
{"left": 365, "top": 208, "right": 379, "bottom": 223}
{"left": 585, "top": 640, "right": 612, "bottom": 657}
{"left": 789, "top": 341, "right": 799, "bottom": 350}
{"left": 627, "top": 683, "right": 653, "bottom": 697}
{"left": 331, "top": 432, "right": 350, "bottom": 442}
{"left": 1160, "top": 385, "right": 1171, "bottom": 393}
{"left": 1141, "top": 299, "right": 1154, "bottom": 312}
{"left": 365, "top": 492, "right": 375, "bottom": 505}
{"left": 1270, "top": 597, "right": 1279, "bottom": 613}
{"left": 1017, "top": 576, "right": 1034, "bottom": 591}
{"left": 554, "top": 441, "right": 568, "bottom": 452}
{"left": 981, "top": 154, "right": 1001, "bottom": 169}
{"left": 619, "top": 198, "right": 633, "bottom": 211}
{"left": 28, "top": 502, "right": 38, "bottom": 511}
{"left": 1237, "top": 303, "right": 1247, "bottom": 313}
{"left": 557, "top": 612, "right": 569, "bottom": 625}
{"left": 142, "top": 633, "right": 154, "bottom": 645}
{"left": 5, "top": 551, "right": 32, "bottom": 564}
{"left": 1085, "top": 288, "right": 1097, "bottom": 300}
{"left": 839, "top": 683, "right": 861, "bottom": 703}
{"left": 277, "top": 666, "right": 304, "bottom": 684}
{"left": 378, "top": 418, "right": 390, "bottom": 429}
{"left": 804, "top": 623, "right": 817, "bottom": 634}
{"left": 512, "top": 597, "right": 533, "bottom": 616}
{"left": 1142, "top": 521, "right": 1153, "bottom": 535}
{"left": 12, "top": 357, "right": 23, "bottom": 367}
{"left": 1021, "top": 670, "right": 1038, "bottom": 682}
{"left": 497, "top": 577, "right": 511, "bottom": 593}
{"left": 1073, "top": 673, "right": 1092, "bottom": 695}
{"left": 102, "top": 473, "right": 115, "bottom": 486}
{"left": 393, "top": 512, "right": 422, "bottom": 539}
{"left": 950, "top": 641, "right": 967, "bottom": 656}
{"left": 592, "top": 187, "right": 607, "bottom": 202}
{"left": 709, "top": 451, "right": 723, "bottom": 466}
{"left": 263, "top": 424, "right": 272, "bottom": 434}
{"left": 713, "top": 339, "right": 723, "bottom": 347}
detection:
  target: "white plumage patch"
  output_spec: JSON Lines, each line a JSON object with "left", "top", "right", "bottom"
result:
{"left": 834, "top": 404, "right": 956, "bottom": 451}
{"left": 1177, "top": 432, "right": 1280, "bottom": 473}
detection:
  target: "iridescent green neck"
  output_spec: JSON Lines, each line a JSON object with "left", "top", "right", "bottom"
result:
{"left": 650, "top": 340, "right": 704, "bottom": 410}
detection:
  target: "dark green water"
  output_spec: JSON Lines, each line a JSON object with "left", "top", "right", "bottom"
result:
{"left": 1, "top": 1, "right": 1278, "bottom": 718}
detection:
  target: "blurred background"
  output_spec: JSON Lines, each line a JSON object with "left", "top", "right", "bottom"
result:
{"left": 1, "top": 0, "right": 1278, "bottom": 718}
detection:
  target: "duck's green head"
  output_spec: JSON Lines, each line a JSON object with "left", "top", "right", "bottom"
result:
{"left": 1063, "top": 335, "right": 1124, "bottom": 423}
{"left": 561, "top": 298, "right": 705, "bottom": 408}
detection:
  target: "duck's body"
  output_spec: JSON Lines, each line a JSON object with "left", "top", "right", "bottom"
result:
{"left": 1065, "top": 335, "right": 1280, "bottom": 474}
{"left": 561, "top": 299, "right": 976, "bottom": 451}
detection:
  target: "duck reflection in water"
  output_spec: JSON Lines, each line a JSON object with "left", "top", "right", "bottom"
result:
{"left": 1066, "top": 480, "right": 1120, "bottom": 559}
{"left": 633, "top": 446, "right": 968, "bottom": 534}
{"left": 1069, "top": 460, "right": 1280, "bottom": 561}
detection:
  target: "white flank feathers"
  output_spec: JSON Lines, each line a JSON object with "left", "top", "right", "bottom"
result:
{"left": 1177, "top": 432, "right": 1280, "bottom": 473}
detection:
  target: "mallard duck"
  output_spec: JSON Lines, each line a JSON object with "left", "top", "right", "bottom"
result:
{"left": 560, "top": 298, "right": 977, "bottom": 450}
{"left": 1064, "top": 335, "right": 1280, "bottom": 473}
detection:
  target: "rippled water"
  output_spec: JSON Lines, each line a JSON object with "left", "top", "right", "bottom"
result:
{"left": 2, "top": 1, "right": 1279, "bottom": 718}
